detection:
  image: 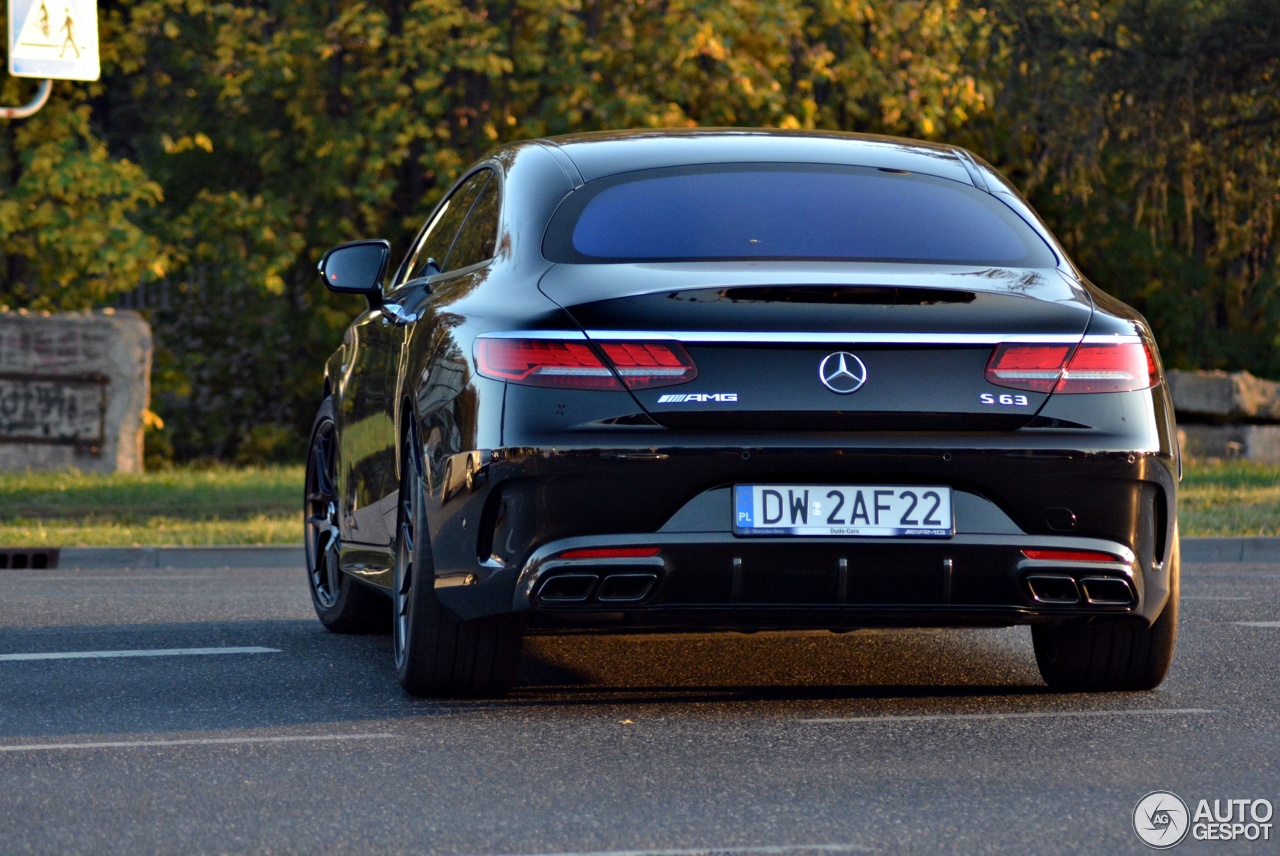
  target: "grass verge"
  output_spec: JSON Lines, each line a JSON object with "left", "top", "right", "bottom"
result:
{"left": 0, "top": 460, "right": 1275, "bottom": 547}
{"left": 0, "top": 466, "right": 302, "bottom": 547}
{"left": 1179, "top": 460, "right": 1280, "bottom": 537}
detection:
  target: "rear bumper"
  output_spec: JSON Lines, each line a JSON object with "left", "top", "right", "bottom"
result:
{"left": 416, "top": 423, "right": 1177, "bottom": 631}
{"left": 494, "top": 529, "right": 1171, "bottom": 631}
{"left": 434, "top": 529, "right": 1173, "bottom": 631}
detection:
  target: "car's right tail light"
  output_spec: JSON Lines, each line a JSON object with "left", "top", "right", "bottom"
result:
{"left": 475, "top": 338, "right": 697, "bottom": 390}
{"left": 986, "top": 341, "right": 1157, "bottom": 394}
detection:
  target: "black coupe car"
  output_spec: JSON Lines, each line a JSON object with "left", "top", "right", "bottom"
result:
{"left": 306, "top": 129, "right": 1180, "bottom": 698}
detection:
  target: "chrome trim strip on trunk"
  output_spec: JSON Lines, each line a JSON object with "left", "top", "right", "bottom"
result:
{"left": 480, "top": 330, "right": 589, "bottom": 340}
{"left": 478, "top": 331, "right": 1140, "bottom": 346}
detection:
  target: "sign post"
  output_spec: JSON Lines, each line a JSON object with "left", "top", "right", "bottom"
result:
{"left": 3, "top": 0, "right": 99, "bottom": 119}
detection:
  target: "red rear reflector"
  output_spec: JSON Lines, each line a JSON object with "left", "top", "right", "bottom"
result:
{"left": 475, "top": 339, "right": 696, "bottom": 390}
{"left": 558, "top": 547, "right": 661, "bottom": 560}
{"left": 1022, "top": 549, "right": 1119, "bottom": 563}
{"left": 986, "top": 342, "right": 1157, "bottom": 394}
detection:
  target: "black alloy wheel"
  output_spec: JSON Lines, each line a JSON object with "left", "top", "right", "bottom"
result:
{"left": 391, "top": 435, "right": 421, "bottom": 674}
{"left": 305, "top": 397, "right": 386, "bottom": 632}
{"left": 393, "top": 422, "right": 524, "bottom": 698}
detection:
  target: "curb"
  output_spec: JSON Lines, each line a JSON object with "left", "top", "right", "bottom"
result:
{"left": 6, "top": 538, "right": 1277, "bottom": 569}
{"left": 56, "top": 545, "right": 304, "bottom": 570}
{"left": 1180, "top": 537, "right": 1280, "bottom": 565}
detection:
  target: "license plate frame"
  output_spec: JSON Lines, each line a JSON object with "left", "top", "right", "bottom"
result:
{"left": 733, "top": 484, "right": 954, "bottom": 538}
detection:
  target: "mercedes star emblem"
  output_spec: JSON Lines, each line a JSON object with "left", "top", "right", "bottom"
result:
{"left": 818, "top": 351, "right": 868, "bottom": 394}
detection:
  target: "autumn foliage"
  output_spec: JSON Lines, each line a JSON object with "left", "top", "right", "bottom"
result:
{"left": 1, "top": 0, "right": 1277, "bottom": 462}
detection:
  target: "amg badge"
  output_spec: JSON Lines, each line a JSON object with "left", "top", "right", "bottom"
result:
{"left": 656, "top": 393, "right": 738, "bottom": 403}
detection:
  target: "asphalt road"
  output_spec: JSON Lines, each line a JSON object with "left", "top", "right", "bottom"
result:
{"left": 1, "top": 557, "right": 1278, "bottom": 855}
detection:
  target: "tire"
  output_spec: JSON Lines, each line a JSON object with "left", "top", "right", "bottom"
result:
{"left": 1032, "top": 532, "right": 1179, "bottom": 692}
{"left": 393, "top": 422, "right": 523, "bottom": 698}
{"left": 305, "top": 397, "right": 387, "bottom": 633}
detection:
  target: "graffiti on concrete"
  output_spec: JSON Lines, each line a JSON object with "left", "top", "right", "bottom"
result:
{"left": 0, "top": 326, "right": 113, "bottom": 373}
{"left": 0, "top": 310, "right": 150, "bottom": 473}
{"left": 0, "top": 376, "right": 106, "bottom": 446}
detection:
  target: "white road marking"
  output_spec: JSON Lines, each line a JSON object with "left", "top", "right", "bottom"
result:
{"left": 799, "top": 708, "right": 1214, "bottom": 724}
{"left": 505, "top": 846, "right": 868, "bottom": 856}
{"left": 6, "top": 575, "right": 212, "bottom": 582}
{"left": 0, "top": 733, "right": 394, "bottom": 753}
{"left": 1236, "top": 621, "right": 1280, "bottom": 627}
{"left": 0, "top": 646, "right": 280, "bottom": 662}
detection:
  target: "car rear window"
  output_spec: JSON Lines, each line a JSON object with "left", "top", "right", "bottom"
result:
{"left": 543, "top": 164, "right": 1058, "bottom": 267}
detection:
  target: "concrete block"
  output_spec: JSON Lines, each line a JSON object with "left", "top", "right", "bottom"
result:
{"left": 0, "top": 309, "right": 152, "bottom": 473}
{"left": 1168, "top": 369, "right": 1280, "bottom": 422}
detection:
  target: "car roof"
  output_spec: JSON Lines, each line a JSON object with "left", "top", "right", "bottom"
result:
{"left": 535, "top": 128, "right": 977, "bottom": 186}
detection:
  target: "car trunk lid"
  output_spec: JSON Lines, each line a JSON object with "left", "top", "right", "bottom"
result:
{"left": 537, "top": 263, "right": 1094, "bottom": 432}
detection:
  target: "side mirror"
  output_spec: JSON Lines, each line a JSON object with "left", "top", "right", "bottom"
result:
{"left": 318, "top": 239, "right": 390, "bottom": 308}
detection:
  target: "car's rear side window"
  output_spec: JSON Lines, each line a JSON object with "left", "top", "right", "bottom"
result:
{"left": 445, "top": 176, "right": 500, "bottom": 271}
{"left": 393, "top": 169, "right": 492, "bottom": 287}
{"left": 543, "top": 164, "right": 1057, "bottom": 267}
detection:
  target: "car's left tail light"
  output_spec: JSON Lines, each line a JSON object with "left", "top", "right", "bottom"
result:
{"left": 986, "top": 341, "right": 1157, "bottom": 394}
{"left": 475, "top": 338, "right": 697, "bottom": 390}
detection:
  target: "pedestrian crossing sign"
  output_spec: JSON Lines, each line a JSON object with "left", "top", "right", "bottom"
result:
{"left": 8, "top": 0, "right": 100, "bottom": 81}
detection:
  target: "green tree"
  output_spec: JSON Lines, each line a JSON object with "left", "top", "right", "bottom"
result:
{"left": 80, "top": 0, "right": 993, "bottom": 462}
{"left": 0, "top": 76, "right": 162, "bottom": 309}
{"left": 972, "top": 0, "right": 1280, "bottom": 373}
{"left": 30, "top": 2, "right": 1273, "bottom": 459}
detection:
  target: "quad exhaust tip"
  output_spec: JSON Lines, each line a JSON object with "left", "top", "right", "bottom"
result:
{"left": 1079, "top": 576, "right": 1136, "bottom": 606}
{"left": 1025, "top": 573, "right": 1135, "bottom": 607}
{"left": 1025, "top": 574, "right": 1081, "bottom": 605}
{"left": 536, "top": 573, "right": 598, "bottom": 603}
{"left": 536, "top": 571, "right": 659, "bottom": 604}
{"left": 597, "top": 573, "right": 658, "bottom": 602}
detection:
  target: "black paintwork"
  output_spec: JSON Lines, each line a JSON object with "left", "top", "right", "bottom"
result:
{"left": 317, "top": 128, "right": 1179, "bottom": 634}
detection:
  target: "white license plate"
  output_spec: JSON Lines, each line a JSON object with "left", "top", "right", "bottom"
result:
{"left": 733, "top": 484, "right": 953, "bottom": 537}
